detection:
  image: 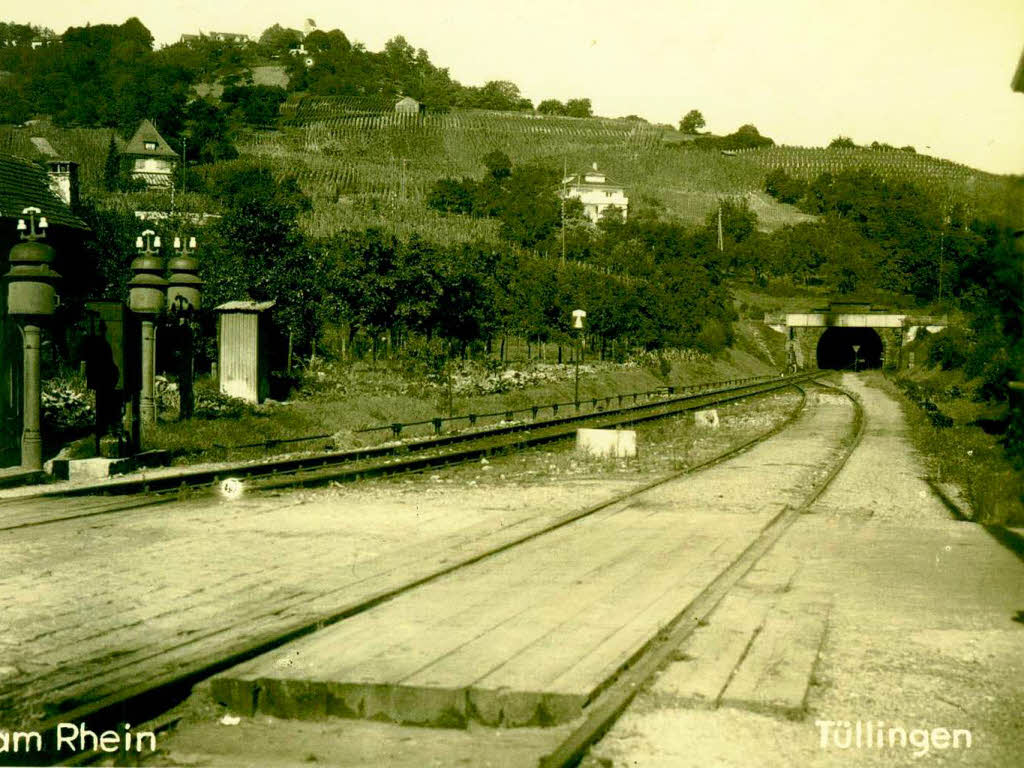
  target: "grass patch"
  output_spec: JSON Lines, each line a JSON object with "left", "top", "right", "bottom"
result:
{"left": 145, "top": 353, "right": 780, "bottom": 465}
{"left": 880, "top": 374, "right": 1024, "bottom": 526}
{"left": 380, "top": 389, "right": 803, "bottom": 491}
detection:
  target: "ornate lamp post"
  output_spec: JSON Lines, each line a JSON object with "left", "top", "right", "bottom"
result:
{"left": 128, "top": 230, "right": 166, "bottom": 430}
{"left": 572, "top": 308, "right": 586, "bottom": 409}
{"left": 5, "top": 207, "right": 61, "bottom": 470}
{"left": 167, "top": 236, "right": 202, "bottom": 420}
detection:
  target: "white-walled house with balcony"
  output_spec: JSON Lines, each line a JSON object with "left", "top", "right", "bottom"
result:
{"left": 561, "top": 163, "right": 629, "bottom": 223}
{"left": 123, "top": 119, "right": 178, "bottom": 188}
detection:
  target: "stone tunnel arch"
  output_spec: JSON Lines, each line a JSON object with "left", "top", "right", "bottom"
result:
{"left": 816, "top": 326, "right": 884, "bottom": 370}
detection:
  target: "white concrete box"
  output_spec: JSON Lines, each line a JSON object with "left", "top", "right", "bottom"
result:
{"left": 576, "top": 428, "right": 637, "bottom": 458}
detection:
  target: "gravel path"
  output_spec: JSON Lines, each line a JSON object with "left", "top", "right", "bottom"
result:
{"left": 590, "top": 372, "right": 1024, "bottom": 768}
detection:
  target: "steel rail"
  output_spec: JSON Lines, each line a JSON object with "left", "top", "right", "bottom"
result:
{"left": 0, "top": 373, "right": 817, "bottom": 533}
{"left": 17, "top": 379, "right": 816, "bottom": 766}
{"left": 536, "top": 378, "right": 867, "bottom": 768}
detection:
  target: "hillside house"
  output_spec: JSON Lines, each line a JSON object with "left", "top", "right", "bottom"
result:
{"left": 209, "top": 32, "right": 249, "bottom": 43}
{"left": 123, "top": 120, "right": 178, "bottom": 188}
{"left": 179, "top": 31, "right": 249, "bottom": 44}
{"left": 28, "top": 137, "right": 80, "bottom": 208}
{"left": 395, "top": 96, "right": 424, "bottom": 116}
{"left": 561, "top": 163, "right": 629, "bottom": 223}
{"left": 288, "top": 43, "right": 314, "bottom": 67}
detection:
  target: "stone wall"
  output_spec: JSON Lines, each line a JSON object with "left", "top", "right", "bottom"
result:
{"left": 790, "top": 325, "right": 902, "bottom": 370}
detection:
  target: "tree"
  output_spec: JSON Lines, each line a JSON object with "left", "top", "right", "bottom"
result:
{"left": 222, "top": 84, "right": 287, "bottom": 126}
{"left": 202, "top": 165, "right": 316, "bottom": 348}
{"left": 565, "top": 98, "right": 592, "bottom": 118}
{"left": 693, "top": 123, "right": 774, "bottom": 151}
{"left": 679, "top": 109, "right": 705, "bottom": 134}
{"left": 426, "top": 177, "right": 477, "bottom": 215}
{"left": 102, "top": 134, "right": 121, "bottom": 192}
{"left": 258, "top": 24, "right": 302, "bottom": 54}
{"left": 537, "top": 99, "right": 566, "bottom": 115}
{"left": 764, "top": 168, "right": 807, "bottom": 205}
{"left": 828, "top": 136, "right": 857, "bottom": 148}
{"left": 482, "top": 149, "right": 512, "bottom": 182}
{"left": 183, "top": 99, "right": 237, "bottom": 163}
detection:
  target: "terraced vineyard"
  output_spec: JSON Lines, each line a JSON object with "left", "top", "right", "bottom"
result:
{"left": 239, "top": 102, "right": 804, "bottom": 236}
{"left": 2, "top": 99, "right": 1017, "bottom": 243}
{"left": 0, "top": 123, "right": 113, "bottom": 188}
{"left": 737, "top": 145, "right": 1022, "bottom": 219}
{"left": 238, "top": 97, "right": 1021, "bottom": 237}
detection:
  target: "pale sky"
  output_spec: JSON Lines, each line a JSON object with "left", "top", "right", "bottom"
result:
{"left": 11, "top": 0, "right": 1024, "bottom": 174}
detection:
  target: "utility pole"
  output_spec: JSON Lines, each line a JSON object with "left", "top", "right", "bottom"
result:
{"left": 938, "top": 227, "right": 944, "bottom": 304}
{"left": 938, "top": 207, "right": 950, "bottom": 304}
{"left": 717, "top": 203, "right": 724, "bottom": 252}
{"left": 401, "top": 158, "right": 408, "bottom": 201}
{"left": 561, "top": 158, "right": 567, "bottom": 264}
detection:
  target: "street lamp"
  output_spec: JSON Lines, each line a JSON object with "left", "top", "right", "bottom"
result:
{"left": 572, "top": 308, "right": 586, "bottom": 409}
{"left": 128, "top": 230, "right": 166, "bottom": 430}
{"left": 5, "top": 207, "right": 61, "bottom": 470}
{"left": 167, "top": 236, "right": 202, "bottom": 420}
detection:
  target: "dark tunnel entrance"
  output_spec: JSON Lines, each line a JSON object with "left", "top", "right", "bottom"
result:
{"left": 816, "top": 327, "right": 884, "bottom": 370}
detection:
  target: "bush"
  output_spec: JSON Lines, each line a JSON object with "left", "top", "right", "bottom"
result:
{"left": 925, "top": 329, "right": 969, "bottom": 371}
{"left": 696, "top": 321, "right": 729, "bottom": 355}
{"left": 193, "top": 388, "right": 254, "bottom": 419}
{"left": 41, "top": 377, "right": 95, "bottom": 431}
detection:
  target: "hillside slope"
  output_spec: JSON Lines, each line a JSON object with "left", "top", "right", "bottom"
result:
{"left": 237, "top": 101, "right": 1021, "bottom": 239}
{"left": 2, "top": 104, "right": 1018, "bottom": 244}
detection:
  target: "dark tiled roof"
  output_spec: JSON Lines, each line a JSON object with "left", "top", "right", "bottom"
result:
{"left": 0, "top": 154, "right": 86, "bottom": 229}
{"left": 124, "top": 119, "right": 178, "bottom": 158}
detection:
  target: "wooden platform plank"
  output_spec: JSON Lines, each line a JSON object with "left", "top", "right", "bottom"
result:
{"left": 718, "top": 597, "right": 831, "bottom": 719}
{"left": 407, "top": 528, "right": 707, "bottom": 726}
{"left": 545, "top": 532, "right": 758, "bottom": 699}
{"left": 646, "top": 592, "right": 772, "bottom": 708}
{"left": 213, "top": 506, "right": 670, "bottom": 724}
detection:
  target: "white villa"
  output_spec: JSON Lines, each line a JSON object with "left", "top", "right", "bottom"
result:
{"left": 561, "top": 163, "right": 629, "bottom": 223}
{"left": 123, "top": 119, "right": 178, "bottom": 188}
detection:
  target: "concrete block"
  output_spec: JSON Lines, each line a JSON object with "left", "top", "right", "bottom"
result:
{"left": 135, "top": 449, "right": 172, "bottom": 468}
{"left": 468, "top": 688, "right": 585, "bottom": 727}
{"left": 209, "top": 674, "right": 259, "bottom": 717}
{"left": 390, "top": 684, "right": 467, "bottom": 728}
{"left": 50, "top": 456, "right": 135, "bottom": 481}
{"left": 0, "top": 467, "right": 44, "bottom": 489}
{"left": 694, "top": 409, "right": 720, "bottom": 428}
{"left": 260, "top": 677, "right": 327, "bottom": 719}
{"left": 576, "top": 428, "right": 637, "bottom": 458}
{"left": 325, "top": 682, "right": 365, "bottom": 719}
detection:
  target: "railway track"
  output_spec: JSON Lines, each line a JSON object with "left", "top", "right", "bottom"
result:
{"left": 4, "top": 372, "right": 823, "bottom": 766}
{"left": 539, "top": 377, "right": 864, "bottom": 768}
{"left": 0, "top": 372, "right": 816, "bottom": 533}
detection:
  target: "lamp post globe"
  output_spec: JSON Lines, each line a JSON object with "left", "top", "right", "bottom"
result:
{"left": 128, "top": 230, "right": 167, "bottom": 315}
{"left": 167, "top": 235, "right": 202, "bottom": 312}
{"left": 128, "top": 230, "right": 167, "bottom": 430}
{"left": 572, "top": 309, "right": 586, "bottom": 409}
{"left": 4, "top": 208, "right": 61, "bottom": 469}
{"left": 167, "top": 236, "right": 202, "bottom": 421}
{"left": 6, "top": 208, "right": 60, "bottom": 317}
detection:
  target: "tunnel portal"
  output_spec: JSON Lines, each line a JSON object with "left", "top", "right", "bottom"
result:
{"left": 816, "top": 327, "right": 884, "bottom": 370}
